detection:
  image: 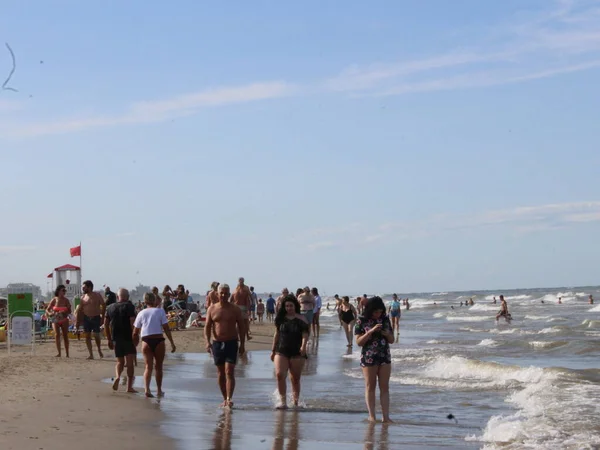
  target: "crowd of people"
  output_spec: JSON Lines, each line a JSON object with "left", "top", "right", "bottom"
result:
{"left": 43, "top": 277, "right": 398, "bottom": 421}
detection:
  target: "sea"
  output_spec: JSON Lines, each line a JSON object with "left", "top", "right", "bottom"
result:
{"left": 133, "top": 286, "right": 600, "bottom": 450}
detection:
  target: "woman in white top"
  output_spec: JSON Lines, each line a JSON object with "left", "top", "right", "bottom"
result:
{"left": 133, "top": 292, "right": 176, "bottom": 398}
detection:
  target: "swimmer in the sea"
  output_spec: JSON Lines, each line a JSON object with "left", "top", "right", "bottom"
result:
{"left": 558, "top": 297, "right": 562, "bottom": 304}
{"left": 495, "top": 295, "right": 511, "bottom": 322}
{"left": 589, "top": 295, "right": 594, "bottom": 305}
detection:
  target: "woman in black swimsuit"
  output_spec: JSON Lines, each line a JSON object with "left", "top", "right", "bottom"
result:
{"left": 271, "top": 294, "right": 309, "bottom": 409}
{"left": 340, "top": 296, "right": 358, "bottom": 348}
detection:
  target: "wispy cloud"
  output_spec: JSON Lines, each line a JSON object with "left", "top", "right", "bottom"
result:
{"left": 3, "top": 0, "right": 600, "bottom": 138}
{"left": 0, "top": 245, "right": 36, "bottom": 254}
{"left": 4, "top": 81, "right": 295, "bottom": 137}
{"left": 296, "top": 201, "right": 600, "bottom": 249}
{"left": 327, "top": 0, "right": 600, "bottom": 96}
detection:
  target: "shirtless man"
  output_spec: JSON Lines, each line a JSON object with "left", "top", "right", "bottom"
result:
{"left": 204, "top": 284, "right": 246, "bottom": 408}
{"left": 81, "top": 280, "right": 105, "bottom": 359}
{"left": 589, "top": 295, "right": 594, "bottom": 305}
{"left": 495, "top": 295, "right": 511, "bottom": 322}
{"left": 205, "top": 282, "right": 220, "bottom": 310}
{"left": 232, "top": 277, "right": 252, "bottom": 341}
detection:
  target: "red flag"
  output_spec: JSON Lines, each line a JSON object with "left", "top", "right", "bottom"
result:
{"left": 47, "top": 273, "right": 53, "bottom": 278}
{"left": 70, "top": 245, "right": 81, "bottom": 257}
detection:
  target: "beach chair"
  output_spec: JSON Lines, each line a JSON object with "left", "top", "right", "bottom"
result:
{"left": 34, "top": 320, "right": 49, "bottom": 342}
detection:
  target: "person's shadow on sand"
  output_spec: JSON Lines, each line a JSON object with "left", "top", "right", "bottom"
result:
{"left": 272, "top": 410, "right": 299, "bottom": 450}
{"left": 364, "top": 421, "right": 389, "bottom": 450}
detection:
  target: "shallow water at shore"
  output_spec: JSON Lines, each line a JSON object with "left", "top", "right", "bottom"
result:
{"left": 120, "top": 286, "right": 600, "bottom": 449}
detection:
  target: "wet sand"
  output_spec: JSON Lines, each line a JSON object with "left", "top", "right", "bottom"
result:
{"left": 0, "top": 322, "right": 274, "bottom": 450}
{"left": 149, "top": 321, "right": 482, "bottom": 450}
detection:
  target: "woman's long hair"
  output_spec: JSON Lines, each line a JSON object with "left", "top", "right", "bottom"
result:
{"left": 362, "top": 296, "right": 386, "bottom": 320}
{"left": 275, "top": 294, "right": 301, "bottom": 328}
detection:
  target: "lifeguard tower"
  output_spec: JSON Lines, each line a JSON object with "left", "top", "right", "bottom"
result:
{"left": 53, "top": 264, "right": 81, "bottom": 307}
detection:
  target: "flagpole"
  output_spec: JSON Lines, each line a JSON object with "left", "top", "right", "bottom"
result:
{"left": 79, "top": 241, "right": 82, "bottom": 284}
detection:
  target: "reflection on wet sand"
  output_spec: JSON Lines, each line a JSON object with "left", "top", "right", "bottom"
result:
{"left": 363, "top": 422, "right": 389, "bottom": 450}
{"left": 273, "top": 410, "right": 300, "bottom": 450}
{"left": 212, "top": 410, "right": 232, "bottom": 450}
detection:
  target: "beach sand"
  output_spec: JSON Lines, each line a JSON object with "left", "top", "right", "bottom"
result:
{"left": 0, "top": 322, "right": 274, "bottom": 450}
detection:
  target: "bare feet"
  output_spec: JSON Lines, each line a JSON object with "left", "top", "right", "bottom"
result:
{"left": 367, "top": 416, "right": 377, "bottom": 423}
{"left": 86, "top": 355, "right": 94, "bottom": 360}
{"left": 112, "top": 378, "right": 120, "bottom": 391}
{"left": 55, "top": 354, "right": 61, "bottom": 358}
{"left": 127, "top": 388, "right": 138, "bottom": 394}
{"left": 98, "top": 350, "right": 104, "bottom": 358}
{"left": 145, "top": 392, "right": 154, "bottom": 398}
{"left": 382, "top": 418, "right": 394, "bottom": 424}
{"left": 276, "top": 404, "right": 288, "bottom": 410}
{"left": 157, "top": 391, "right": 165, "bottom": 398}
{"left": 226, "top": 398, "right": 233, "bottom": 408}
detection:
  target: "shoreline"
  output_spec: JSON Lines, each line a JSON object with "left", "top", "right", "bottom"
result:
{"left": 0, "top": 323, "right": 275, "bottom": 450}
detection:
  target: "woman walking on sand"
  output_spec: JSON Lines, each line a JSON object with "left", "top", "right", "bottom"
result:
{"left": 355, "top": 296, "right": 394, "bottom": 423}
{"left": 271, "top": 294, "right": 309, "bottom": 409}
{"left": 46, "top": 285, "right": 72, "bottom": 357}
{"left": 132, "top": 292, "right": 176, "bottom": 398}
{"left": 340, "top": 296, "right": 358, "bottom": 347}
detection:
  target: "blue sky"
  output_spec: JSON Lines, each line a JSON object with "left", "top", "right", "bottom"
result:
{"left": 1, "top": 0, "right": 599, "bottom": 295}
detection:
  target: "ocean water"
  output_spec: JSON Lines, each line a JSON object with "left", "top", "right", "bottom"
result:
{"left": 137, "top": 286, "right": 600, "bottom": 449}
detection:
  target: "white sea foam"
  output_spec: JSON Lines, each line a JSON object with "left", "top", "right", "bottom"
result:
{"left": 588, "top": 304, "right": 600, "bottom": 312}
{"left": 581, "top": 319, "right": 600, "bottom": 328}
{"left": 476, "top": 369, "right": 600, "bottom": 449}
{"left": 477, "top": 339, "right": 498, "bottom": 347}
{"left": 447, "top": 315, "right": 492, "bottom": 322}
{"left": 528, "top": 341, "right": 559, "bottom": 349}
{"left": 406, "top": 298, "right": 438, "bottom": 309}
{"left": 484, "top": 294, "right": 531, "bottom": 301}
{"left": 433, "top": 312, "right": 447, "bottom": 318}
{"left": 469, "top": 304, "right": 498, "bottom": 312}
{"left": 524, "top": 315, "right": 550, "bottom": 321}
{"left": 432, "top": 292, "right": 448, "bottom": 296}
{"left": 538, "top": 327, "right": 561, "bottom": 334}
{"left": 576, "top": 292, "right": 588, "bottom": 297}
{"left": 459, "top": 326, "right": 488, "bottom": 333}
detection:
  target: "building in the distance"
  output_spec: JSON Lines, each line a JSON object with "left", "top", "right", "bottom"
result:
{"left": 0, "top": 283, "right": 43, "bottom": 300}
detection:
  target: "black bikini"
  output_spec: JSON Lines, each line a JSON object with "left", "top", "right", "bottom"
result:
{"left": 341, "top": 309, "right": 355, "bottom": 324}
{"left": 142, "top": 336, "right": 165, "bottom": 352}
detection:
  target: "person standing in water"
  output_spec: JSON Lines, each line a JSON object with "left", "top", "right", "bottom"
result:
{"left": 204, "top": 284, "right": 246, "bottom": 408}
{"left": 340, "top": 296, "right": 358, "bottom": 347}
{"left": 495, "top": 295, "right": 511, "bottom": 322}
{"left": 104, "top": 288, "right": 137, "bottom": 393}
{"left": 311, "top": 287, "right": 322, "bottom": 338}
{"left": 132, "top": 292, "right": 176, "bottom": 398}
{"left": 81, "top": 280, "right": 105, "bottom": 359}
{"left": 271, "top": 294, "right": 309, "bottom": 409}
{"left": 589, "top": 295, "right": 594, "bottom": 305}
{"left": 257, "top": 299, "right": 265, "bottom": 322}
{"left": 388, "top": 294, "right": 401, "bottom": 334}
{"left": 355, "top": 297, "right": 394, "bottom": 423}
{"left": 46, "top": 285, "right": 72, "bottom": 358}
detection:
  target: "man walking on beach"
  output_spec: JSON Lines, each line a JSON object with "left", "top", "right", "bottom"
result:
{"left": 249, "top": 286, "right": 258, "bottom": 322}
{"left": 232, "top": 277, "right": 252, "bottom": 341}
{"left": 104, "top": 288, "right": 137, "bottom": 393}
{"left": 81, "top": 280, "right": 105, "bottom": 359}
{"left": 206, "top": 282, "right": 220, "bottom": 310}
{"left": 204, "top": 284, "right": 246, "bottom": 408}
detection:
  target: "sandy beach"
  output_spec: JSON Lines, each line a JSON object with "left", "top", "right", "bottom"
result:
{"left": 0, "top": 323, "right": 274, "bottom": 450}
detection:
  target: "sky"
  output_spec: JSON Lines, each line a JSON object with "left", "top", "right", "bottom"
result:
{"left": 1, "top": 0, "right": 600, "bottom": 295}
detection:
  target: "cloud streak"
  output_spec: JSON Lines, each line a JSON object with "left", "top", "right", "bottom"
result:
{"left": 3, "top": 0, "right": 600, "bottom": 138}
{"left": 4, "top": 81, "right": 295, "bottom": 137}
{"left": 295, "top": 201, "right": 600, "bottom": 249}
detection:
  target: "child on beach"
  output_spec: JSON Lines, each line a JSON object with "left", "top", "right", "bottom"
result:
{"left": 257, "top": 299, "right": 265, "bottom": 322}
